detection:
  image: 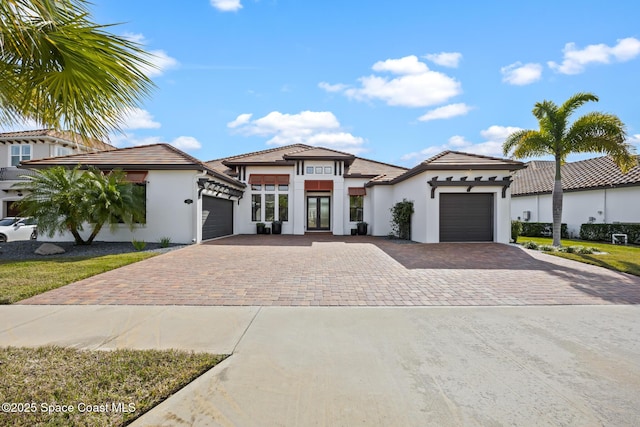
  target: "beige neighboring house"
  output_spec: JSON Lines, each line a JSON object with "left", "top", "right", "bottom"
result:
{"left": 0, "top": 129, "right": 115, "bottom": 217}
{"left": 511, "top": 156, "right": 640, "bottom": 237}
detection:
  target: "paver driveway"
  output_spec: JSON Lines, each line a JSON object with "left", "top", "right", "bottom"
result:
{"left": 20, "top": 235, "right": 640, "bottom": 306}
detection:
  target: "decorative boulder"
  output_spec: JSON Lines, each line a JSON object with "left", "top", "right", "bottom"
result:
{"left": 35, "top": 243, "right": 66, "bottom": 256}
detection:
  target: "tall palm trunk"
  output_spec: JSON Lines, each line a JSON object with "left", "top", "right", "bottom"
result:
{"left": 552, "top": 157, "right": 563, "bottom": 247}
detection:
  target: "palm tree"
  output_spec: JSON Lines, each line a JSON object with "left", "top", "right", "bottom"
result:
{"left": 14, "top": 166, "right": 91, "bottom": 244}
{"left": 0, "top": 0, "right": 154, "bottom": 140}
{"left": 15, "top": 166, "right": 146, "bottom": 245}
{"left": 503, "top": 92, "right": 637, "bottom": 247}
{"left": 83, "top": 169, "right": 146, "bottom": 244}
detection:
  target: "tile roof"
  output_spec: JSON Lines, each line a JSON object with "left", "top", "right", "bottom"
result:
{"left": 0, "top": 129, "right": 115, "bottom": 152}
{"left": 376, "top": 150, "right": 525, "bottom": 185}
{"left": 346, "top": 157, "right": 408, "bottom": 180}
{"left": 207, "top": 144, "right": 408, "bottom": 183}
{"left": 22, "top": 143, "right": 244, "bottom": 187}
{"left": 511, "top": 156, "right": 640, "bottom": 196}
{"left": 421, "top": 150, "right": 525, "bottom": 169}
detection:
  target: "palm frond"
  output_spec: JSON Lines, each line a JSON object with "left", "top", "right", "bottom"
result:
{"left": 503, "top": 129, "right": 552, "bottom": 159}
{"left": 0, "top": 0, "right": 155, "bottom": 141}
{"left": 566, "top": 112, "right": 637, "bottom": 172}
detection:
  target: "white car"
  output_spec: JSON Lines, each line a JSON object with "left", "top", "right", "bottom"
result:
{"left": 0, "top": 217, "right": 38, "bottom": 242}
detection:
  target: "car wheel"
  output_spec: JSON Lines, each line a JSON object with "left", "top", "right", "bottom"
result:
{"left": 0, "top": 234, "right": 6, "bottom": 243}
{"left": 30, "top": 230, "right": 38, "bottom": 240}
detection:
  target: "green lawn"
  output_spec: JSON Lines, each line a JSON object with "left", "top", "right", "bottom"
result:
{"left": 0, "top": 346, "right": 226, "bottom": 426}
{"left": 0, "top": 252, "right": 156, "bottom": 304}
{"left": 518, "top": 236, "right": 640, "bottom": 276}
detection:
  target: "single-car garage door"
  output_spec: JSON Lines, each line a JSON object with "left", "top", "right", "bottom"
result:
{"left": 440, "top": 193, "right": 493, "bottom": 242}
{"left": 202, "top": 196, "right": 233, "bottom": 240}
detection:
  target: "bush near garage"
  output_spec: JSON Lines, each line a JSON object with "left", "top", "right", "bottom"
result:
{"left": 579, "top": 223, "right": 640, "bottom": 244}
{"left": 520, "top": 222, "right": 568, "bottom": 238}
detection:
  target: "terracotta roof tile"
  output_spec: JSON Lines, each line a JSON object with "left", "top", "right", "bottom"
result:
{"left": 511, "top": 156, "right": 640, "bottom": 196}
{"left": 0, "top": 129, "right": 115, "bottom": 152}
{"left": 22, "top": 143, "right": 244, "bottom": 187}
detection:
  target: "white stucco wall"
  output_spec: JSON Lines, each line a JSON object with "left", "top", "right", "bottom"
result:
{"left": 369, "top": 185, "right": 394, "bottom": 237}
{"left": 388, "top": 170, "right": 514, "bottom": 243}
{"left": 512, "top": 186, "right": 640, "bottom": 237}
{"left": 342, "top": 177, "right": 369, "bottom": 235}
{"left": 40, "top": 170, "right": 201, "bottom": 244}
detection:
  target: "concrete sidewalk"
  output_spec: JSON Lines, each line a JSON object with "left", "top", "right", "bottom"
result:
{"left": 0, "top": 305, "right": 259, "bottom": 353}
{"left": 2, "top": 305, "right": 638, "bottom": 426}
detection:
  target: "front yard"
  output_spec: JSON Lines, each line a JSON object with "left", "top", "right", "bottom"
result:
{"left": 0, "top": 346, "right": 226, "bottom": 426}
{"left": 0, "top": 252, "right": 157, "bottom": 304}
{"left": 518, "top": 236, "right": 640, "bottom": 276}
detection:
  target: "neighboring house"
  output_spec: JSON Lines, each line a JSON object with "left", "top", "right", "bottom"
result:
{"left": 20, "top": 140, "right": 525, "bottom": 244}
{"left": 208, "top": 145, "right": 524, "bottom": 243}
{"left": 22, "top": 144, "right": 245, "bottom": 244}
{"left": 0, "top": 129, "right": 114, "bottom": 217}
{"left": 511, "top": 156, "right": 640, "bottom": 237}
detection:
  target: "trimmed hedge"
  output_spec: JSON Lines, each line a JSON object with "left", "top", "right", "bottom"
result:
{"left": 521, "top": 222, "right": 568, "bottom": 238}
{"left": 580, "top": 223, "right": 640, "bottom": 244}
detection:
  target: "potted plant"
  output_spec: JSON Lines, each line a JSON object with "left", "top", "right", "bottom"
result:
{"left": 272, "top": 220, "right": 282, "bottom": 235}
{"left": 357, "top": 221, "right": 368, "bottom": 235}
{"left": 256, "top": 222, "right": 266, "bottom": 234}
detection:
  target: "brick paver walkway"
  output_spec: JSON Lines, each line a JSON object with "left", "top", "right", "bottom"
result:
{"left": 20, "top": 235, "right": 640, "bottom": 306}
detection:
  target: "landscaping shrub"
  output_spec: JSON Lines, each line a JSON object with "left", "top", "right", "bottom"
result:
{"left": 511, "top": 220, "right": 523, "bottom": 243}
{"left": 539, "top": 245, "right": 556, "bottom": 252}
{"left": 522, "top": 241, "right": 539, "bottom": 250}
{"left": 579, "top": 223, "right": 640, "bottom": 244}
{"left": 520, "top": 222, "right": 568, "bottom": 238}
{"left": 390, "top": 199, "right": 414, "bottom": 240}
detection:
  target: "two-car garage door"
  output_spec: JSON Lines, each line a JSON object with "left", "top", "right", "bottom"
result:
{"left": 439, "top": 193, "right": 494, "bottom": 242}
{"left": 202, "top": 196, "right": 233, "bottom": 240}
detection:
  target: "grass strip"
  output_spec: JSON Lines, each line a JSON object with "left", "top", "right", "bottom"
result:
{"left": 0, "top": 346, "right": 227, "bottom": 426}
{"left": 518, "top": 236, "right": 640, "bottom": 276}
{"left": 0, "top": 252, "right": 156, "bottom": 304}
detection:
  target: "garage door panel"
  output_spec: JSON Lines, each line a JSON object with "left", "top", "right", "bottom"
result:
{"left": 202, "top": 196, "right": 233, "bottom": 240}
{"left": 440, "top": 193, "right": 493, "bottom": 242}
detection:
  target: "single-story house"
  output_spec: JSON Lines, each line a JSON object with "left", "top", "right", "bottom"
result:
{"left": 1, "top": 129, "right": 114, "bottom": 217}
{"left": 22, "top": 142, "right": 525, "bottom": 244}
{"left": 511, "top": 156, "right": 640, "bottom": 237}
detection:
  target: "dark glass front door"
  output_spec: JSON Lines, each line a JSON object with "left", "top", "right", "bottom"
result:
{"left": 307, "top": 196, "right": 330, "bottom": 230}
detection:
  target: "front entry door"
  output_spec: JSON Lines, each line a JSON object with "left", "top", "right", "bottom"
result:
{"left": 307, "top": 196, "right": 330, "bottom": 230}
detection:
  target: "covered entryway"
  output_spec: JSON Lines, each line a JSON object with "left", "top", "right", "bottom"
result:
{"left": 439, "top": 193, "right": 493, "bottom": 242}
{"left": 202, "top": 196, "right": 233, "bottom": 240}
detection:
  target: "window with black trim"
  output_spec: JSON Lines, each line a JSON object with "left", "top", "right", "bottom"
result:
{"left": 349, "top": 195, "right": 363, "bottom": 222}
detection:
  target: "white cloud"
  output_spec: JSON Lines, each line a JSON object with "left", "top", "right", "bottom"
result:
{"left": 323, "top": 55, "right": 462, "bottom": 108}
{"left": 548, "top": 37, "right": 640, "bottom": 75}
{"left": 227, "top": 113, "right": 253, "bottom": 129}
{"left": 418, "top": 103, "right": 473, "bottom": 121}
{"left": 227, "top": 110, "right": 366, "bottom": 154}
{"left": 372, "top": 55, "right": 429, "bottom": 75}
{"left": 424, "top": 52, "right": 462, "bottom": 68}
{"left": 124, "top": 33, "right": 179, "bottom": 77}
{"left": 628, "top": 134, "right": 640, "bottom": 149}
{"left": 210, "top": 0, "right": 242, "bottom": 12}
{"left": 401, "top": 125, "right": 522, "bottom": 164}
{"left": 121, "top": 108, "right": 161, "bottom": 130}
{"left": 318, "top": 82, "right": 349, "bottom": 93}
{"left": 501, "top": 62, "right": 543, "bottom": 85}
{"left": 172, "top": 136, "right": 202, "bottom": 151}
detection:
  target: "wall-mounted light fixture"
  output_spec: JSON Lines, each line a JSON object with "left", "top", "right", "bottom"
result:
{"left": 184, "top": 199, "right": 193, "bottom": 204}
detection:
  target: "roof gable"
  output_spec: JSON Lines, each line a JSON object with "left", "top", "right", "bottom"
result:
{"left": 421, "top": 150, "right": 525, "bottom": 169}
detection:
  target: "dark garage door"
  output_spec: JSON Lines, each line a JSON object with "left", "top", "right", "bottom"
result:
{"left": 202, "top": 196, "right": 233, "bottom": 240}
{"left": 440, "top": 193, "right": 493, "bottom": 242}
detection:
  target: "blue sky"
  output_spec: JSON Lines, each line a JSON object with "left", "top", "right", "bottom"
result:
{"left": 41, "top": 1, "right": 640, "bottom": 165}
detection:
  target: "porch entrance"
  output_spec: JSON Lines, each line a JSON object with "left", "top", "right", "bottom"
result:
{"left": 307, "top": 196, "right": 330, "bottom": 230}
